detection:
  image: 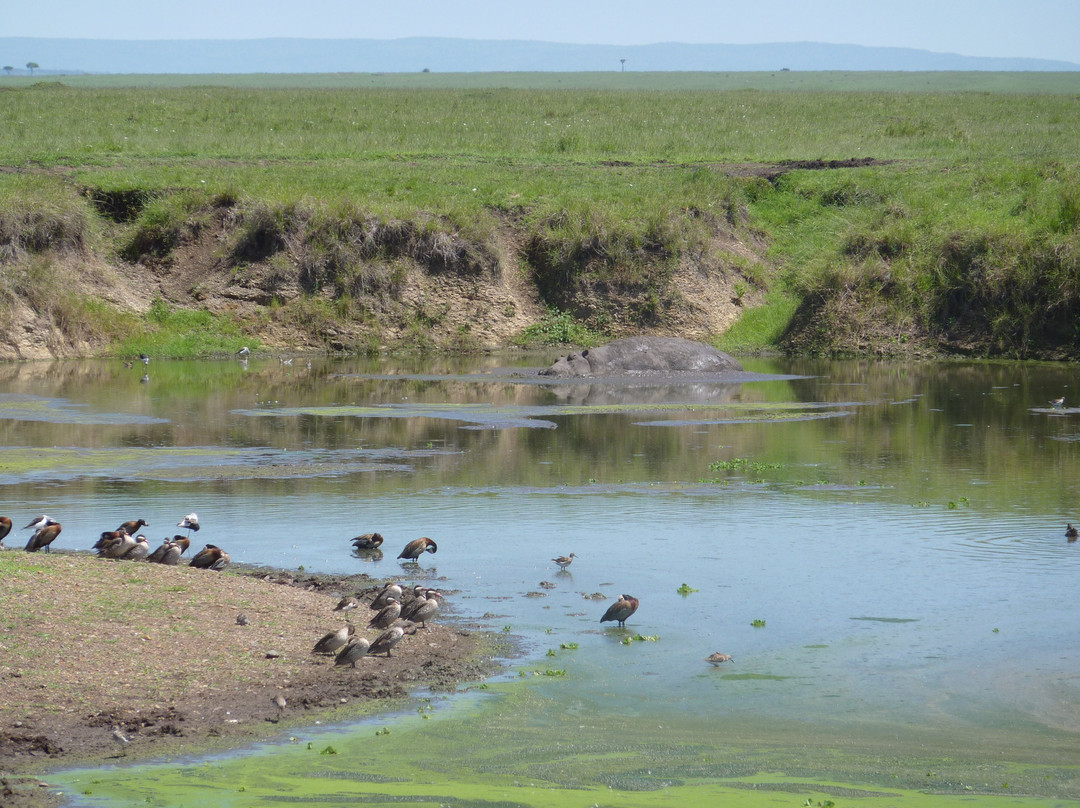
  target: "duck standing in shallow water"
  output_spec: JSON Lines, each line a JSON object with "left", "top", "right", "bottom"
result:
{"left": 1068, "top": 524, "right": 1079, "bottom": 542}
{"left": 24, "top": 516, "right": 62, "bottom": 553}
{"left": 0, "top": 516, "right": 11, "bottom": 548}
{"left": 190, "top": 544, "right": 230, "bottom": 570}
{"left": 552, "top": 553, "right": 576, "bottom": 571}
{"left": 600, "top": 594, "right": 640, "bottom": 628}
{"left": 397, "top": 536, "right": 437, "bottom": 563}
{"left": 351, "top": 532, "right": 384, "bottom": 550}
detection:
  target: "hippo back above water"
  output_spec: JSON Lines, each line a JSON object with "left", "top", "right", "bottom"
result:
{"left": 539, "top": 337, "right": 743, "bottom": 377}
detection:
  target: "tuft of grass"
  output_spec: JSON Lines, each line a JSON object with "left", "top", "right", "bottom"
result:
{"left": 515, "top": 307, "right": 607, "bottom": 347}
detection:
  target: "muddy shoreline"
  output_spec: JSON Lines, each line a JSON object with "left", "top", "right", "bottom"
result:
{"left": 0, "top": 554, "right": 506, "bottom": 807}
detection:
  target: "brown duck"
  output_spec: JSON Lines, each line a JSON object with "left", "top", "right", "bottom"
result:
{"left": 600, "top": 594, "right": 640, "bottom": 628}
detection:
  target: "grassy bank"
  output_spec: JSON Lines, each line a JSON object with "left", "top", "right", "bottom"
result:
{"left": 1, "top": 78, "right": 1078, "bottom": 357}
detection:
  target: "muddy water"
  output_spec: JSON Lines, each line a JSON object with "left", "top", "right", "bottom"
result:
{"left": 5, "top": 355, "right": 1080, "bottom": 805}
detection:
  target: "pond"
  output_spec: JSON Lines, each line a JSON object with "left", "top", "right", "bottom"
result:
{"left": 4, "top": 353, "right": 1079, "bottom": 806}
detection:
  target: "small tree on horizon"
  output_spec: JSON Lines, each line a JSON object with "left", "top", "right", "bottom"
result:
{"left": 3, "top": 66, "right": 13, "bottom": 75}
{"left": 26, "top": 61, "right": 39, "bottom": 75}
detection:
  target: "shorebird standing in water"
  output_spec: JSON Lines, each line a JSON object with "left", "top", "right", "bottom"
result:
{"left": 177, "top": 513, "right": 200, "bottom": 536}
{"left": 705, "top": 652, "right": 734, "bottom": 666}
{"left": 552, "top": 553, "right": 576, "bottom": 571}
{"left": 1050, "top": 397, "right": 1065, "bottom": 408}
{"left": 600, "top": 594, "right": 640, "bottom": 628}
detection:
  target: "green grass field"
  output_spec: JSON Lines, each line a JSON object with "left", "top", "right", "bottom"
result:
{"left": 1, "top": 73, "right": 1078, "bottom": 356}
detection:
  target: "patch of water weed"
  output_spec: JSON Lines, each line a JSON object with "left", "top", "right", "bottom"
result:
{"left": 676, "top": 583, "right": 699, "bottom": 596}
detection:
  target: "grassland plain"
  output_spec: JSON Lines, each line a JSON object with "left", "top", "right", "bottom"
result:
{"left": 1, "top": 72, "right": 1079, "bottom": 359}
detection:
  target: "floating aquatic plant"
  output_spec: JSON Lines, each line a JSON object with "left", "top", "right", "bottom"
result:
{"left": 621, "top": 634, "right": 660, "bottom": 645}
{"left": 559, "top": 641, "right": 579, "bottom": 650}
{"left": 751, "top": 619, "right": 767, "bottom": 628}
{"left": 676, "top": 583, "right": 698, "bottom": 596}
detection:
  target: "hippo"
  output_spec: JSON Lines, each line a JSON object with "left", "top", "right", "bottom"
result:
{"left": 539, "top": 337, "right": 743, "bottom": 377}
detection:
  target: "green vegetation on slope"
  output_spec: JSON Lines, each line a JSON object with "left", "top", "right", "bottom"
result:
{"left": 1, "top": 79, "right": 1078, "bottom": 357}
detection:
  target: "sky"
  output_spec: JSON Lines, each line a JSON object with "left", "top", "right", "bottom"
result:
{"left": 7, "top": 0, "right": 1080, "bottom": 65}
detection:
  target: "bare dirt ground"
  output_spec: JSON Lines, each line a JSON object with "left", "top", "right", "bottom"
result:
{"left": 0, "top": 551, "right": 502, "bottom": 807}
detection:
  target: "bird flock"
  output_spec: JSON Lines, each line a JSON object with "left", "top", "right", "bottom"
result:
{"left": 0, "top": 510, "right": 775, "bottom": 672}
{"left": 0, "top": 511, "right": 231, "bottom": 571}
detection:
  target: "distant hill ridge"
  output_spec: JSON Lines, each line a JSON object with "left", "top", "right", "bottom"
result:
{"left": 1, "top": 36, "right": 1077, "bottom": 75}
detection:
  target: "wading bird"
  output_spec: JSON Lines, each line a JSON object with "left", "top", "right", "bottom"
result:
{"left": 600, "top": 594, "right": 640, "bottom": 628}
{"left": 1050, "top": 397, "right": 1065, "bottom": 408}
{"left": 177, "top": 513, "right": 200, "bottom": 536}
{"left": 705, "top": 652, "right": 734, "bottom": 666}
{"left": 397, "top": 536, "right": 437, "bottom": 562}
{"left": 552, "top": 553, "right": 576, "bottom": 571}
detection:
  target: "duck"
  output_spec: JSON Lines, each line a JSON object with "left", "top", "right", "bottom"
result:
{"left": 334, "top": 637, "right": 372, "bottom": 668}
{"left": 705, "top": 652, "right": 734, "bottom": 666}
{"left": 146, "top": 535, "right": 190, "bottom": 565}
{"left": 367, "top": 598, "right": 402, "bottom": 630}
{"left": 1068, "top": 524, "right": 1079, "bottom": 542}
{"left": 368, "top": 623, "right": 417, "bottom": 657}
{"left": 116, "top": 518, "right": 149, "bottom": 536}
{"left": 397, "top": 536, "right": 437, "bottom": 562}
{"left": 402, "top": 590, "right": 441, "bottom": 628}
{"left": 95, "top": 530, "right": 135, "bottom": 558}
{"left": 350, "top": 532, "right": 385, "bottom": 550}
{"left": 139, "top": 353, "right": 150, "bottom": 366}
{"left": 189, "top": 544, "right": 230, "bottom": 570}
{"left": 333, "top": 596, "right": 360, "bottom": 613}
{"left": 312, "top": 624, "right": 355, "bottom": 655}
{"left": 25, "top": 517, "right": 62, "bottom": 553}
{"left": 177, "top": 513, "right": 200, "bottom": 536}
{"left": 600, "top": 594, "right": 640, "bottom": 628}
{"left": 1050, "top": 397, "right": 1066, "bottom": 408}
{"left": 552, "top": 553, "right": 576, "bottom": 571}
{"left": 122, "top": 535, "right": 151, "bottom": 561}
{"left": 237, "top": 346, "right": 251, "bottom": 358}
{"left": 370, "top": 583, "right": 403, "bottom": 610}
{"left": 0, "top": 516, "right": 11, "bottom": 548}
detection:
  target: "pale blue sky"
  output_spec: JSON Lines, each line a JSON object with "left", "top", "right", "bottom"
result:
{"left": 7, "top": 0, "right": 1080, "bottom": 64}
